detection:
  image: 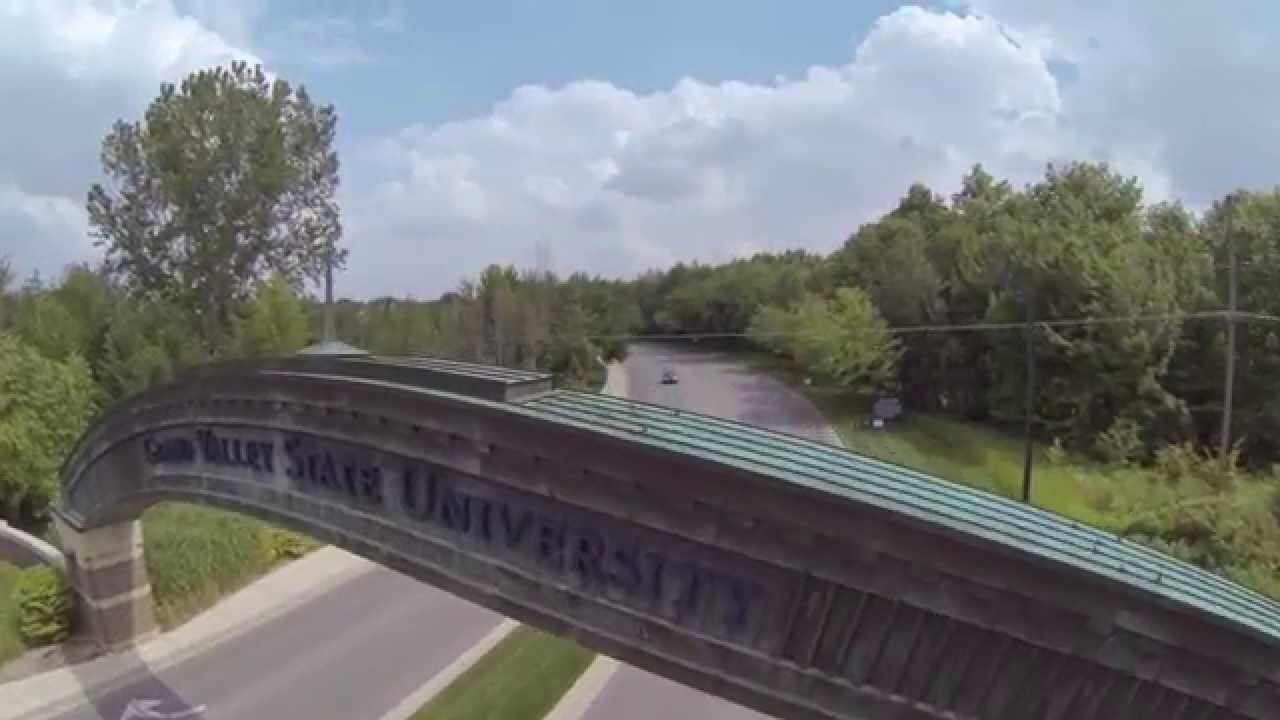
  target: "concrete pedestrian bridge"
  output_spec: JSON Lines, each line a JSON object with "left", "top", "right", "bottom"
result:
{"left": 55, "top": 353, "right": 1280, "bottom": 719}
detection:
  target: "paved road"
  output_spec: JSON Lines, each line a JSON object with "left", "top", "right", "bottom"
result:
{"left": 580, "top": 342, "right": 838, "bottom": 720}
{"left": 46, "top": 568, "right": 500, "bottom": 720}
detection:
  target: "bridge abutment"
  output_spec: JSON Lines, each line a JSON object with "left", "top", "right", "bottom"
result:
{"left": 54, "top": 516, "right": 157, "bottom": 651}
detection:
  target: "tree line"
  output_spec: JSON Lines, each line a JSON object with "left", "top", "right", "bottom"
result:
{"left": 326, "top": 266, "right": 641, "bottom": 384}
{"left": 624, "top": 163, "right": 1280, "bottom": 470}
{"left": 0, "top": 260, "right": 642, "bottom": 529}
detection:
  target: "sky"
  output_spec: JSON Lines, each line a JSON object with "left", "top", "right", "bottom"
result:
{"left": 1, "top": 1, "right": 1278, "bottom": 299}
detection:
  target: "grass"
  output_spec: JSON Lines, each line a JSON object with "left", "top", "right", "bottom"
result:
{"left": 411, "top": 626, "right": 596, "bottom": 720}
{"left": 142, "top": 503, "right": 319, "bottom": 629}
{"left": 746, "top": 350, "right": 1132, "bottom": 525}
{"left": 746, "top": 350, "right": 1280, "bottom": 601}
{"left": 804, "top": 387, "right": 1141, "bottom": 529}
{"left": 0, "top": 561, "right": 23, "bottom": 666}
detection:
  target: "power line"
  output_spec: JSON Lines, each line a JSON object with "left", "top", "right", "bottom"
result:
{"left": 587, "top": 309, "right": 1280, "bottom": 342}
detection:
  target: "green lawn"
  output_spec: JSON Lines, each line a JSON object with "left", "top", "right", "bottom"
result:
{"left": 747, "top": 350, "right": 1132, "bottom": 528}
{"left": 142, "top": 503, "right": 319, "bottom": 629}
{"left": 0, "top": 561, "right": 24, "bottom": 666}
{"left": 746, "top": 349, "right": 1280, "bottom": 601}
{"left": 412, "top": 626, "right": 595, "bottom": 720}
{"left": 805, "top": 387, "right": 1139, "bottom": 530}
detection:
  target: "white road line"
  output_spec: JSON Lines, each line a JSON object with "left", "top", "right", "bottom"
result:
{"left": 542, "top": 655, "right": 620, "bottom": 720}
{"left": 375, "top": 619, "right": 519, "bottom": 720}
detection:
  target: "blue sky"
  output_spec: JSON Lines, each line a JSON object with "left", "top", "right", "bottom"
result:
{"left": 253, "top": 1, "right": 904, "bottom": 137}
{"left": 3, "top": 1, "right": 1278, "bottom": 297}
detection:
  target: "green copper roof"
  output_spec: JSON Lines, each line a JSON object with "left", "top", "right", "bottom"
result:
{"left": 244, "top": 359, "right": 1280, "bottom": 649}
{"left": 519, "top": 389, "right": 1280, "bottom": 647}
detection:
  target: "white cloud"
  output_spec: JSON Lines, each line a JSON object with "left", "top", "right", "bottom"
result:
{"left": 0, "top": 182, "right": 89, "bottom": 276}
{"left": 174, "top": 0, "right": 266, "bottom": 47}
{"left": 0, "top": 0, "right": 257, "bottom": 277}
{"left": 342, "top": 7, "right": 1067, "bottom": 297}
{"left": 7, "top": 2, "right": 1280, "bottom": 299}
{"left": 966, "top": 0, "right": 1280, "bottom": 205}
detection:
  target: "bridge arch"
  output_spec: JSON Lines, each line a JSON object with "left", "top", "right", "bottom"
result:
{"left": 57, "top": 355, "right": 1280, "bottom": 720}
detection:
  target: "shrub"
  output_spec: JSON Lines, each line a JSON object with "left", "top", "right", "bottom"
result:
{"left": 264, "top": 528, "right": 318, "bottom": 560}
{"left": 1152, "top": 442, "right": 1237, "bottom": 492}
{"left": 1269, "top": 466, "right": 1280, "bottom": 520}
{"left": 13, "top": 566, "right": 73, "bottom": 646}
{"left": 1096, "top": 417, "right": 1143, "bottom": 465}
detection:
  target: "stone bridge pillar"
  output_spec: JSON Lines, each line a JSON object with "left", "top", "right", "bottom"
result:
{"left": 53, "top": 516, "right": 157, "bottom": 651}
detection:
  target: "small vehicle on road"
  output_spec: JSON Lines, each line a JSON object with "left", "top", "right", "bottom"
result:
{"left": 661, "top": 369, "right": 679, "bottom": 385}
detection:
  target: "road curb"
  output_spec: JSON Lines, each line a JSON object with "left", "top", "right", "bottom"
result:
{"left": 375, "top": 619, "right": 519, "bottom": 720}
{"left": 2, "top": 546, "right": 370, "bottom": 720}
{"left": 542, "top": 655, "right": 619, "bottom": 720}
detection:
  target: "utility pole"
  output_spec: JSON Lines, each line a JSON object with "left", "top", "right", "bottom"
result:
{"left": 1220, "top": 193, "right": 1239, "bottom": 466}
{"left": 322, "top": 246, "right": 336, "bottom": 343}
{"left": 1021, "top": 282, "right": 1037, "bottom": 504}
{"left": 299, "top": 241, "right": 367, "bottom": 358}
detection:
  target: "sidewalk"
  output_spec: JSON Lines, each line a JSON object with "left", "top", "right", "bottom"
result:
{"left": 0, "top": 546, "right": 370, "bottom": 720}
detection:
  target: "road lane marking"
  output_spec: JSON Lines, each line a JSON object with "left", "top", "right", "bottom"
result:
{"left": 120, "top": 698, "right": 207, "bottom": 719}
{"left": 375, "top": 619, "right": 519, "bottom": 720}
{"left": 207, "top": 585, "right": 447, "bottom": 720}
{"left": 543, "top": 655, "right": 620, "bottom": 720}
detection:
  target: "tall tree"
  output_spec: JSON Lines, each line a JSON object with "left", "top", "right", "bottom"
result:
{"left": 87, "top": 62, "right": 343, "bottom": 349}
{"left": 1195, "top": 191, "right": 1280, "bottom": 465}
{"left": 985, "top": 163, "right": 1189, "bottom": 454}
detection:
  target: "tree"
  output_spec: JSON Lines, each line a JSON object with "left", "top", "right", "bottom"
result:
{"left": 229, "top": 275, "right": 309, "bottom": 358}
{"left": 795, "top": 288, "right": 899, "bottom": 391}
{"left": 87, "top": 62, "right": 343, "bottom": 349}
{"left": 833, "top": 214, "right": 943, "bottom": 409}
{"left": 10, "top": 265, "right": 118, "bottom": 371}
{"left": 99, "top": 299, "right": 208, "bottom": 401}
{"left": 0, "top": 257, "right": 13, "bottom": 329}
{"left": 1192, "top": 191, "right": 1280, "bottom": 465}
{"left": 12, "top": 293, "right": 84, "bottom": 363}
{"left": 0, "top": 333, "right": 97, "bottom": 527}
{"left": 984, "top": 163, "right": 1189, "bottom": 454}
{"left": 477, "top": 265, "right": 521, "bottom": 366}
{"left": 746, "top": 304, "right": 792, "bottom": 356}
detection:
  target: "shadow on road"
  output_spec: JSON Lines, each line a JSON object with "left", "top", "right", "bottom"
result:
{"left": 33, "top": 636, "right": 207, "bottom": 720}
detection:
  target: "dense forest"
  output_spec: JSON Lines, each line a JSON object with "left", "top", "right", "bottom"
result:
{"left": 632, "top": 163, "right": 1280, "bottom": 471}
{"left": 4, "top": 160, "right": 1279, "bottom": 534}
{"left": 0, "top": 263, "right": 640, "bottom": 526}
